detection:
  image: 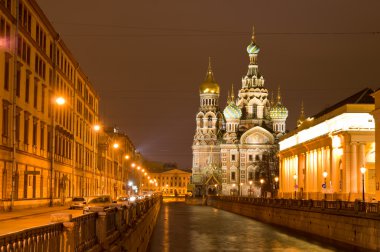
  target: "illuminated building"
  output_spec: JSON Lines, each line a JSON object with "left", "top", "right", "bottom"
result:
{"left": 278, "top": 88, "right": 376, "bottom": 201}
{"left": 192, "top": 27, "right": 288, "bottom": 197}
{"left": 141, "top": 168, "right": 191, "bottom": 196}
{"left": 0, "top": 0, "right": 137, "bottom": 209}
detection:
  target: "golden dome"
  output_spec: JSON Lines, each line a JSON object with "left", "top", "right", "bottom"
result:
{"left": 199, "top": 58, "right": 220, "bottom": 94}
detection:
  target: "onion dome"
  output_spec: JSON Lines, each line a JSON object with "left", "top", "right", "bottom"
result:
{"left": 224, "top": 102, "right": 242, "bottom": 120}
{"left": 199, "top": 57, "right": 220, "bottom": 94}
{"left": 270, "top": 103, "right": 288, "bottom": 120}
{"left": 247, "top": 26, "right": 260, "bottom": 55}
{"left": 223, "top": 84, "right": 242, "bottom": 120}
{"left": 270, "top": 87, "right": 288, "bottom": 120}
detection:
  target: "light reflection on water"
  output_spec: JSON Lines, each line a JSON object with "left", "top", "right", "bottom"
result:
{"left": 148, "top": 202, "right": 343, "bottom": 252}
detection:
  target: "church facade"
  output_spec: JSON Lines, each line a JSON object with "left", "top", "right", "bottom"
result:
{"left": 191, "top": 28, "right": 288, "bottom": 197}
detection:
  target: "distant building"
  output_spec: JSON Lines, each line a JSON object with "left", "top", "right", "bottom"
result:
{"left": 278, "top": 88, "right": 376, "bottom": 201}
{"left": 192, "top": 27, "right": 288, "bottom": 197}
{"left": 141, "top": 168, "right": 191, "bottom": 196}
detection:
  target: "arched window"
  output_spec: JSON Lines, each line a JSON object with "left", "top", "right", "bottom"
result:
{"left": 208, "top": 116, "right": 212, "bottom": 128}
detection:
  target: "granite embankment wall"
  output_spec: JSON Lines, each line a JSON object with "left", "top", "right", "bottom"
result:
{"left": 207, "top": 196, "right": 380, "bottom": 251}
{"left": 121, "top": 197, "right": 161, "bottom": 252}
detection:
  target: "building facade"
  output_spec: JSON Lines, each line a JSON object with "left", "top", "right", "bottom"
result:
{"left": 141, "top": 168, "right": 191, "bottom": 196}
{"left": 0, "top": 0, "right": 137, "bottom": 210}
{"left": 278, "top": 88, "right": 376, "bottom": 201}
{"left": 192, "top": 28, "right": 288, "bottom": 197}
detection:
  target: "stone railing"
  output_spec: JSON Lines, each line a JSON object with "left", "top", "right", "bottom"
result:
{"left": 0, "top": 195, "right": 161, "bottom": 252}
{"left": 210, "top": 196, "right": 380, "bottom": 215}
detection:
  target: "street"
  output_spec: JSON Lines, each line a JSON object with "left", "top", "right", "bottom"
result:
{"left": 0, "top": 207, "right": 83, "bottom": 236}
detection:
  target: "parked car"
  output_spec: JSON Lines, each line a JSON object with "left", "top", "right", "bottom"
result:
{"left": 70, "top": 197, "right": 87, "bottom": 209}
{"left": 115, "top": 196, "right": 130, "bottom": 206}
{"left": 83, "top": 195, "right": 114, "bottom": 213}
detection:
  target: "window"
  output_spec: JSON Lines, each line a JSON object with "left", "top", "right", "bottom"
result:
{"left": 25, "top": 73, "right": 30, "bottom": 103}
{"left": 18, "top": 2, "right": 32, "bottom": 33}
{"left": 248, "top": 171, "right": 254, "bottom": 180}
{"left": 3, "top": 56, "right": 10, "bottom": 90}
{"left": 16, "top": 67, "right": 21, "bottom": 97}
{"left": 33, "top": 80, "right": 38, "bottom": 109}
{"left": 41, "top": 86, "right": 45, "bottom": 113}
{"left": 249, "top": 155, "right": 253, "bottom": 161}
{"left": 231, "top": 154, "right": 236, "bottom": 161}
{"left": 255, "top": 155, "right": 260, "bottom": 161}
{"left": 32, "top": 118, "right": 37, "bottom": 146}
{"left": 0, "top": 17, "right": 11, "bottom": 49}
{"left": 40, "top": 124, "right": 44, "bottom": 150}
{"left": 15, "top": 110, "right": 20, "bottom": 142}
{"left": 231, "top": 171, "right": 236, "bottom": 181}
{"left": 24, "top": 112, "right": 29, "bottom": 145}
{"left": 2, "top": 101, "right": 9, "bottom": 137}
{"left": 208, "top": 116, "right": 212, "bottom": 128}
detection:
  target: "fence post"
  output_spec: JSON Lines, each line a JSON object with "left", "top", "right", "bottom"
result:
{"left": 62, "top": 222, "right": 76, "bottom": 252}
{"left": 96, "top": 212, "right": 108, "bottom": 250}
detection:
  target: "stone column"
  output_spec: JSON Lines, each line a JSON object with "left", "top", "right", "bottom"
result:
{"left": 62, "top": 222, "right": 76, "bottom": 252}
{"left": 344, "top": 140, "right": 351, "bottom": 197}
{"left": 96, "top": 212, "right": 108, "bottom": 250}
{"left": 246, "top": 106, "right": 253, "bottom": 118}
{"left": 257, "top": 105, "right": 264, "bottom": 119}
{"left": 351, "top": 142, "right": 358, "bottom": 193}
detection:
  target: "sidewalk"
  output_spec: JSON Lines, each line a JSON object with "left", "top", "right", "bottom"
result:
{"left": 0, "top": 205, "right": 69, "bottom": 222}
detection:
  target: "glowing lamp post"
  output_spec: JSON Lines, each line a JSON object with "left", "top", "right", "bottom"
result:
{"left": 293, "top": 174, "right": 297, "bottom": 199}
{"left": 274, "top": 177, "right": 279, "bottom": 198}
{"left": 232, "top": 183, "right": 236, "bottom": 196}
{"left": 260, "top": 179, "right": 264, "bottom": 198}
{"left": 360, "top": 167, "right": 366, "bottom": 202}
{"left": 323, "top": 171, "right": 328, "bottom": 200}
{"left": 240, "top": 183, "right": 243, "bottom": 197}
{"left": 50, "top": 96, "right": 65, "bottom": 207}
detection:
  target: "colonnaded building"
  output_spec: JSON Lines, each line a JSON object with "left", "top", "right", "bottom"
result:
{"left": 191, "top": 28, "right": 288, "bottom": 197}
{"left": 279, "top": 88, "right": 376, "bottom": 201}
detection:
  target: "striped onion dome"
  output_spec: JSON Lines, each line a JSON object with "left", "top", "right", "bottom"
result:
{"left": 223, "top": 102, "right": 242, "bottom": 120}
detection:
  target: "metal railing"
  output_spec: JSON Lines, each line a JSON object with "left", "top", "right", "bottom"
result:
{"left": 210, "top": 196, "right": 380, "bottom": 216}
{"left": 72, "top": 212, "right": 97, "bottom": 252}
{"left": 0, "top": 194, "right": 162, "bottom": 252}
{"left": 0, "top": 223, "right": 62, "bottom": 251}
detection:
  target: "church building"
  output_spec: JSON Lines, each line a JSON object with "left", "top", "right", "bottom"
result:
{"left": 191, "top": 28, "right": 288, "bottom": 197}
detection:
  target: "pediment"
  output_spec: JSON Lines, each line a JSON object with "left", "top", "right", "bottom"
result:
{"left": 240, "top": 126, "right": 274, "bottom": 145}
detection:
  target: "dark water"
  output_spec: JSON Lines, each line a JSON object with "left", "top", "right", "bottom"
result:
{"left": 148, "top": 202, "right": 344, "bottom": 252}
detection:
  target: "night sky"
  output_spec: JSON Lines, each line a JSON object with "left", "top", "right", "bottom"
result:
{"left": 37, "top": 0, "right": 380, "bottom": 168}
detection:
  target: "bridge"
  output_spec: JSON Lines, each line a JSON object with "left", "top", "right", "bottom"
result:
{"left": 1, "top": 195, "right": 380, "bottom": 251}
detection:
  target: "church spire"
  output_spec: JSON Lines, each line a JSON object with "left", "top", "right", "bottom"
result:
{"left": 251, "top": 25, "right": 256, "bottom": 43}
{"left": 297, "top": 100, "right": 306, "bottom": 127}
{"left": 277, "top": 86, "right": 282, "bottom": 104}
{"left": 231, "top": 83, "right": 235, "bottom": 103}
{"left": 270, "top": 92, "right": 275, "bottom": 106}
{"left": 205, "top": 56, "right": 215, "bottom": 83}
{"left": 227, "top": 90, "right": 231, "bottom": 104}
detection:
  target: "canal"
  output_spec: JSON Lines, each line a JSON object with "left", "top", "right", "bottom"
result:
{"left": 148, "top": 202, "right": 344, "bottom": 252}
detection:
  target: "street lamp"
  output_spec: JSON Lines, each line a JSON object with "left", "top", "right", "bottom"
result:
{"left": 240, "top": 183, "right": 243, "bottom": 197}
{"left": 323, "top": 171, "right": 328, "bottom": 200}
{"left": 260, "top": 179, "right": 264, "bottom": 198}
{"left": 232, "top": 183, "right": 236, "bottom": 196}
{"left": 93, "top": 124, "right": 101, "bottom": 195}
{"left": 50, "top": 96, "right": 66, "bottom": 207}
{"left": 274, "top": 177, "right": 279, "bottom": 198}
{"left": 360, "top": 167, "right": 366, "bottom": 202}
{"left": 293, "top": 174, "right": 297, "bottom": 199}
{"left": 113, "top": 143, "right": 119, "bottom": 149}
{"left": 249, "top": 180, "right": 253, "bottom": 197}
